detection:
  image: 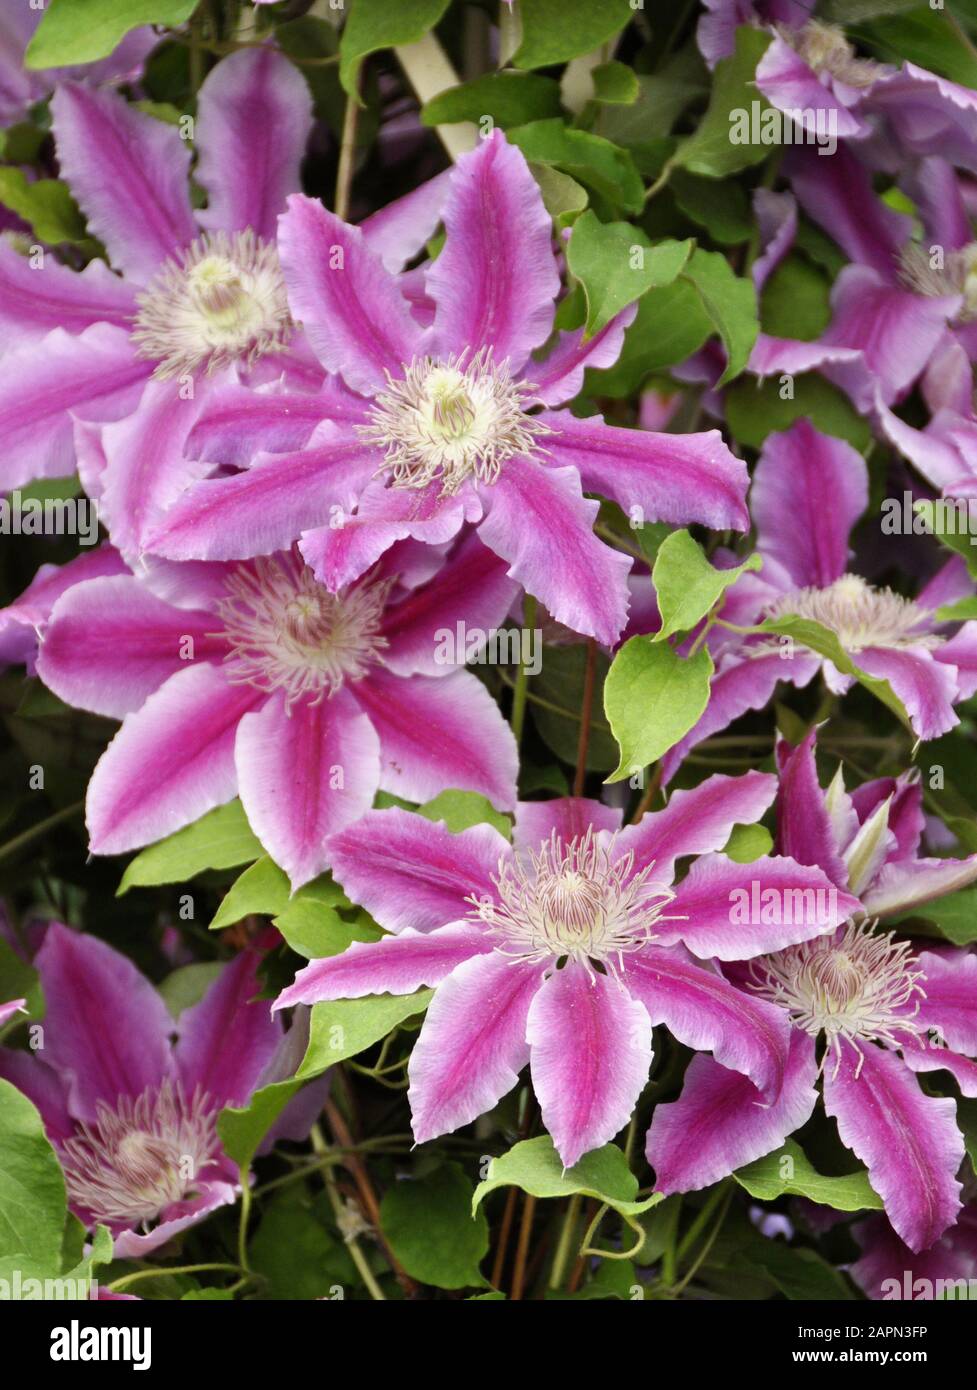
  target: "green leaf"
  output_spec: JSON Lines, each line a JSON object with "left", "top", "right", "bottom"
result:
{"left": 508, "top": 120, "right": 644, "bottom": 216}
{"left": 604, "top": 639, "right": 713, "bottom": 782}
{"left": 862, "top": 7, "right": 977, "bottom": 86}
{"left": 936, "top": 596, "right": 977, "bottom": 623}
{"left": 915, "top": 499, "right": 977, "bottom": 579}
{"left": 380, "top": 1163, "right": 489, "bottom": 1289}
{"left": 652, "top": 529, "right": 761, "bottom": 642}
{"left": 218, "top": 1079, "right": 304, "bottom": 1174}
{"left": 723, "top": 822, "right": 774, "bottom": 863}
{"left": 590, "top": 60, "right": 640, "bottom": 105}
{"left": 472, "top": 1136, "right": 661, "bottom": 1218}
{"left": 0, "top": 170, "right": 88, "bottom": 245}
{"left": 760, "top": 255, "right": 832, "bottom": 341}
{"left": 532, "top": 643, "right": 619, "bottom": 773}
{"left": 250, "top": 1189, "right": 356, "bottom": 1299}
{"left": 117, "top": 800, "right": 261, "bottom": 894}
{"left": 681, "top": 248, "right": 758, "bottom": 385}
{"left": 529, "top": 162, "right": 588, "bottom": 228}
{"left": 0, "top": 938, "right": 39, "bottom": 1027}
{"left": 417, "top": 789, "right": 511, "bottom": 839}
{"left": 566, "top": 211, "right": 693, "bottom": 338}
{"left": 26, "top": 0, "right": 186, "bottom": 68}
{"left": 0, "top": 1080, "right": 66, "bottom": 1270}
{"left": 158, "top": 962, "right": 222, "bottom": 1018}
{"left": 275, "top": 886, "right": 378, "bottom": 962}
{"left": 584, "top": 279, "right": 713, "bottom": 395}
{"left": 890, "top": 886, "right": 977, "bottom": 944}
{"left": 421, "top": 73, "right": 562, "bottom": 129}
{"left": 725, "top": 373, "right": 872, "bottom": 451}
{"left": 756, "top": 615, "right": 911, "bottom": 732}
{"left": 670, "top": 170, "right": 752, "bottom": 244}
{"left": 743, "top": 1239, "right": 854, "bottom": 1300}
{"left": 672, "top": 27, "right": 773, "bottom": 177}
{"left": 512, "top": 0, "right": 631, "bottom": 70}
{"left": 209, "top": 856, "right": 291, "bottom": 930}
{"left": 735, "top": 1139, "right": 882, "bottom": 1212}
{"left": 598, "top": 53, "right": 707, "bottom": 147}
{"left": 298, "top": 991, "right": 433, "bottom": 1079}
{"left": 339, "top": 0, "right": 452, "bottom": 98}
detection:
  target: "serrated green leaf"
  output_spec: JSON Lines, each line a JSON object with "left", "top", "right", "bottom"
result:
{"left": 652, "top": 529, "right": 761, "bottom": 642}
{"left": 26, "top": 0, "right": 182, "bottom": 68}
{"left": 380, "top": 1163, "right": 489, "bottom": 1290}
{"left": 339, "top": 0, "right": 452, "bottom": 98}
{"left": 298, "top": 991, "right": 433, "bottom": 1079}
{"left": 472, "top": 1136, "right": 661, "bottom": 1218}
{"left": 735, "top": 1139, "right": 882, "bottom": 1212}
{"left": 0, "top": 170, "right": 87, "bottom": 245}
{"left": 117, "top": 800, "right": 261, "bottom": 894}
{"left": 604, "top": 638, "right": 713, "bottom": 782}
{"left": 512, "top": 0, "right": 631, "bottom": 71}
{"left": 567, "top": 211, "right": 693, "bottom": 337}
{"left": 681, "top": 248, "right": 758, "bottom": 385}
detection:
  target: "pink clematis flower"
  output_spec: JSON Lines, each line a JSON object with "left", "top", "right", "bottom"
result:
{"left": 0, "top": 12, "right": 155, "bottom": 124}
{"left": 34, "top": 535, "right": 518, "bottom": 886}
{"left": 0, "top": 924, "right": 315, "bottom": 1257}
{"left": 852, "top": 1205, "right": 977, "bottom": 1299}
{"left": 664, "top": 419, "right": 977, "bottom": 777}
{"left": 647, "top": 923, "right": 977, "bottom": 1251}
{"left": 275, "top": 784, "right": 857, "bottom": 1168}
{"left": 145, "top": 131, "right": 750, "bottom": 645}
{"left": 775, "top": 727, "right": 977, "bottom": 919}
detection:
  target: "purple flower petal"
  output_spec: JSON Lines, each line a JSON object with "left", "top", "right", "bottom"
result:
{"left": 660, "top": 853, "right": 860, "bottom": 959}
{"left": 426, "top": 132, "right": 558, "bottom": 372}
{"left": 146, "top": 425, "right": 376, "bottom": 562}
{"left": 900, "top": 1040, "right": 977, "bottom": 1098}
{"left": 0, "top": 545, "right": 127, "bottom": 673}
{"left": 913, "top": 949, "right": 977, "bottom": 1056}
{"left": 37, "top": 574, "right": 223, "bottom": 719}
{"left": 195, "top": 47, "right": 313, "bottom": 243}
{"left": 756, "top": 35, "right": 868, "bottom": 140}
{"left": 775, "top": 729, "right": 849, "bottom": 886}
{"left": 513, "top": 797, "right": 621, "bottom": 854}
{"left": 0, "top": 1050, "right": 74, "bottom": 1144}
{"left": 408, "top": 952, "right": 543, "bottom": 1144}
{"left": 86, "top": 664, "right": 262, "bottom": 855}
{"left": 352, "top": 666, "right": 518, "bottom": 810}
{"left": 35, "top": 923, "right": 173, "bottom": 1122}
{"left": 478, "top": 457, "right": 632, "bottom": 645}
{"left": 275, "top": 924, "right": 492, "bottom": 1009}
{"left": 786, "top": 143, "right": 911, "bottom": 277}
{"left": 542, "top": 411, "right": 750, "bottom": 533}
{"left": 616, "top": 769, "right": 777, "bottom": 885}
{"left": 326, "top": 807, "right": 509, "bottom": 934}
{"left": 186, "top": 379, "right": 368, "bottom": 469}
{"left": 532, "top": 306, "right": 637, "bottom": 407}
{"left": 111, "top": 1182, "right": 238, "bottom": 1260}
{"left": 0, "top": 238, "right": 136, "bottom": 343}
{"left": 527, "top": 962, "right": 652, "bottom": 1169}
{"left": 856, "top": 645, "right": 960, "bottom": 741}
{"left": 51, "top": 83, "right": 195, "bottom": 285}
{"left": 753, "top": 420, "right": 867, "bottom": 589}
{"left": 360, "top": 169, "right": 453, "bottom": 273}
{"left": 822, "top": 1044, "right": 963, "bottom": 1253}
{"left": 235, "top": 688, "right": 380, "bottom": 889}
{"left": 624, "top": 944, "right": 791, "bottom": 1099}
{"left": 278, "top": 194, "right": 423, "bottom": 394}
{"left": 646, "top": 1030, "right": 819, "bottom": 1193}
{"left": 175, "top": 945, "right": 281, "bottom": 1108}
{"left": 864, "top": 856, "right": 977, "bottom": 918}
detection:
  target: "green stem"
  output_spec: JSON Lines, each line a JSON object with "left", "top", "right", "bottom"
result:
{"left": 510, "top": 593, "right": 537, "bottom": 743}
{"left": 549, "top": 1193, "right": 582, "bottom": 1290}
{"left": 108, "top": 1262, "right": 242, "bottom": 1293}
{"left": 0, "top": 801, "right": 83, "bottom": 867}
{"left": 311, "top": 1124, "right": 386, "bottom": 1301}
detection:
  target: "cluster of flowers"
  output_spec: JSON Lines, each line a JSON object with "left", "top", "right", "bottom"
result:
{"left": 4, "top": 0, "right": 977, "bottom": 1301}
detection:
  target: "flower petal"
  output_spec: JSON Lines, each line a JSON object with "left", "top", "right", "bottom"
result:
{"left": 646, "top": 1030, "right": 819, "bottom": 1193}
{"left": 822, "top": 1044, "right": 963, "bottom": 1252}
{"left": 175, "top": 945, "right": 281, "bottom": 1108}
{"left": 856, "top": 645, "right": 960, "bottom": 741}
{"left": 542, "top": 411, "right": 750, "bottom": 533}
{"left": 275, "top": 924, "right": 492, "bottom": 1009}
{"left": 478, "top": 457, "right": 632, "bottom": 645}
{"left": 0, "top": 239, "right": 136, "bottom": 343}
{"left": 426, "top": 131, "right": 558, "bottom": 371}
{"left": 186, "top": 379, "right": 367, "bottom": 469}
{"left": 37, "top": 574, "right": 223, "bottom": 719}
{"left": 408, "top": 951, "right": 543, "bottom": 1144}
{"left": 659, "top": 853, "right": 860, "bottom": 959}
{"left": 235, "top": 688, "right": 380, "bottom": 889}
{"left": 353, "top": 666, "right": 518, "bottom": 810}
{"left": 86, "top": 664, "right": 261, "bottom": 855}
{"left": 195, "top": 47, "right": 313, "bottom": 242}
{"left": 326, "top": 807, "right": 510, "bottom": 934}
{"left": 278, "top": 194, "right": 422, "bottom": 394}
{"left": 35, "top": 923, "right": 173, "bottom": 1121}
{"left": 527, "top": 962, "right": 652, "bottom": 1169}
{"left": 753, "top": 420, "right": 867, "bottom": 589}
{"left": 513, "top": 797, "right": 621, "bottom": 854}
{"left": 531, "top": 306, "right": 636, "bottom": 407}
{"left": 615, "top": 770, "right": 777, "bottom": 885}
{"left": 913, "top": 949, "right": 977, "bottom": 1056}
{"left": 775, "top": 728, "right": 849, "bottom": 886}
{"left": 360, "top": 169, "right": 453, "bottom": 273}
{"left": 51, "top": 83, "right": 195, "bottom": 284}
{"left": 624, "top": 944, "right": 791, "bottom": 1099}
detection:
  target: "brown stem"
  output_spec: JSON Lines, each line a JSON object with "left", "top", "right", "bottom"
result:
{"left": 629, "top": 761, "right": 663, "bottom": 824}
{"left": 334, "top": 73, "right": 360, "bottom": 221}
{"left": 573, "top": 639, "right": 598, "bottom": 798}
{"left": 323, "top": 1097, "right": 418, "bottom": 1297}
{"left": 490, "top": 1187, "right": 518, "bottom": 1288}
{"left": 509, "top": 1195, "right": 537, "bottom": 1300}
